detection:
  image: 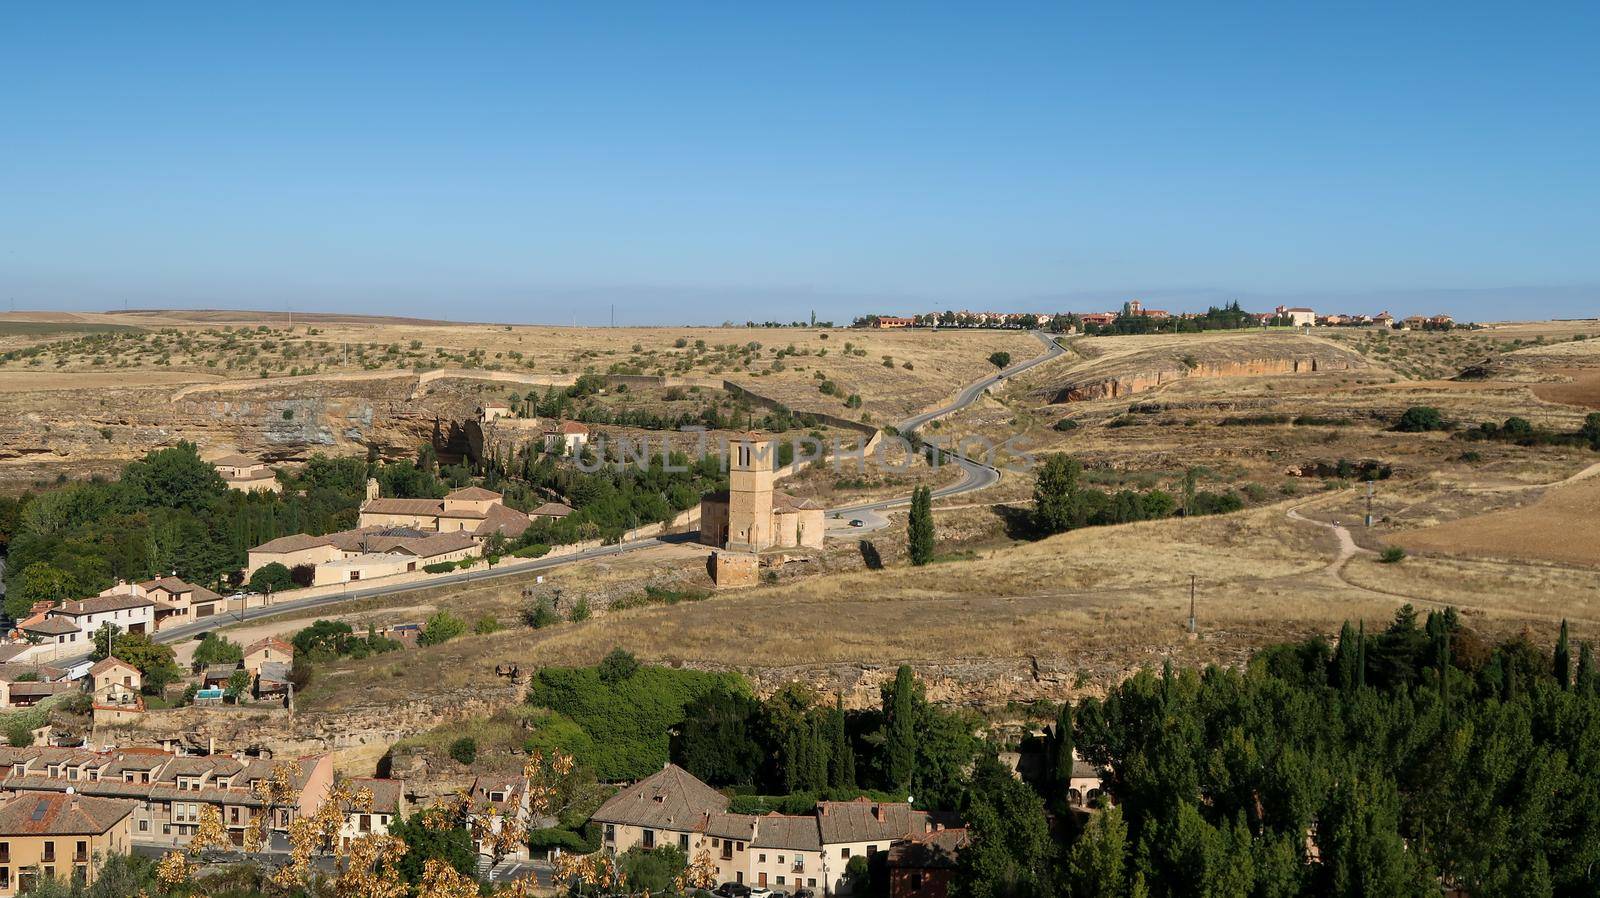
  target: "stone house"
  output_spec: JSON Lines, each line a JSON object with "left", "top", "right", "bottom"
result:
{"left": 98, "top": 578, "right": 225, "bottom": 630}
{"left": 357, "top": 487, "right": 531, "bottom": 538}
{"left": 46, "top": 594, "right": 155, "bottom": 639}
{"left": 337, "top": 777, "right": 405, "bottom": 850}
{"left": 0, "top": 791, "right": 136, "bottom": 896}
{"left": 242, "top": 639, "right": 293, "bottom": 679}
{"left": 591, "top": 764, "right": 951, "bottom": 894}
{"left": 543, "top": 421, "right": 590, "bottom": 455}
{"left": 211, "top": 454, "right": 281, "bottom": 494}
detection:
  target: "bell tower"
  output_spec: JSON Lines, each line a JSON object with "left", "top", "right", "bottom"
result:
{"left": 726, "top": 434, "right": 775, "bottom": 552}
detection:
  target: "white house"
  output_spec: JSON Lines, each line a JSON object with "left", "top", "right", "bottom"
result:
{"left": 46, "top": 593, "right": 156, "bottom": 639}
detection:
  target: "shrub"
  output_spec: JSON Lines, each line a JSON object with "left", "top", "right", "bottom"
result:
{"left": 474, "top": 616, "right": 502, "bottom": 635}
{"left": 568, "top": 597, "right": 591, "bottom": 622}
{"left": 1380, "top": 546, "right": 1407, "bottom": 564}
{"left": 419, "top": 611, "right": 466, "bottom": 646}
{"left": 523, "top": 599, "right": 560, "bottom": 630}
{"left": 449, "top": 736, "right": 478, "bottom": 766}
{"left": 1053, "top": 418, "right": 1079, "bottom": 432}
{"left": 1394, "top": 406, "right": 1446, "bottom": 432}
{"left": 511, "top": 543, "right": 552, "bottom": 559}
{"left": 988, "top": 351, "right": 1011, "bottom": 369}
{"left": 422, "top": 561, "right": 456, "bottom": 574}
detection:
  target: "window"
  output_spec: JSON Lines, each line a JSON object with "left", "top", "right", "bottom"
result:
{"left": 679, "top": 833, "right": 690, "bottom": 851}
{"left": 360, "top": 815, "right": 372, "bottom": 833}
{"left": 778, "top": 877, "right": 786, "bottom": 886}
{"left": 42, "top": 866, "right": 54, "bottom": 881}
{"left": 867, "top": 844, "right": 878, "bottom": 855}
{"left": 777, "top": 856, "right": 785, "bottom": 864}
{"left": 0, "top": 841, "right": 9, "bottom": 862}
{"left": 0, "top": 867, "right": 9, "bottom": 889}
{"left": 74, "top": 841, "right": 87, "bottom": 863}
{"left": 139, "top": 820, "right": 149, "bottom": 833}
{"left": 911, "top": 873, "right": 925, "bottom": 891}
{"left": 604, "top": 824, "right": 616, "bottom": 843}
{"left": 643, "top": 829, "right": 655, "bottom": 849}
{"left": 760, "top": 854, "right": 767, "bottom": 863}
{"left": 808, "top": 879, "right": 816, "bottom": 887}
{"left": 840, "top": 848, "right": 850, "bottom": 859}
{"left": 43, "top": 841, "right": 55, "bottom": 862}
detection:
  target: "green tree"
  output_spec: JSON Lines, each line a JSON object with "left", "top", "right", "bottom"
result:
{"left": 119, "top": 441, "right": 227, "bottom": 511}
{"left": 1331, "top": 620, "right": 1361, "bottom": 692}
{"left": 952, "top": 754, "right": 1054, "bottom": 898}
{"left": 8, "top": 563, "right": 76, "bottom": 617}
{"left": 418, "top": 611, "right": 466, "bottom": 646}
{"left": 92, "top": 632, "right": 181, "bottom": 695}
{"left": 598, "top": 646, "right": 640, "bottom": 684}
{"left": 988, "top": 351, "right": 1012, "bottom": 369}
{"left": 1049, "top": 701, "right": 1074, "bottom": 799}
{"left": 1032, "top": 454, "right": 1084, "bottom": 535}
{"left": 1554, "top": 619, "right": 1571, "bottom": 689}
{"left": 1394, "top": 406, "right": 1445, "bottom": 432}
{"left": 619, "top": 844, "right": 688, "bottom": 893}
{"left": 1577, "top": 641, "right": 1596, "bottom": 694}
{"left": 192, "top": 633, "right": 244, "bottom": 668}
{"left": 907, "top": 485, "right": 935, "bottom": 565}
{"left": 1064, "top": 803, "right": 1128, "bottom": 898}
{"left": 829, "top": 693, "right": 856, "bottom": 789}
{"left": 674, "top": 685, "right": 763, "bottom": 786}
{"left": 389, "top": 812, "right": 477, "bottom": 884}
{"left": 884, "top": 664, "right": 918, "bottom": 792}
{"left": 247, "top": 561, "right": 295, "bottom": 594}
{"left": 225, "top": 668, "right": 252, "bottom": 700}
{"left": 449, "top": 736, "right": 478, "bottom": 765}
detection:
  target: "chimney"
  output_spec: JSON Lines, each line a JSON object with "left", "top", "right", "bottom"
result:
{"left": 872, "top": 804, "right": 884, "bottom": 822}
{"left": 818, "top": 804, "right": 828, "bottom": 817}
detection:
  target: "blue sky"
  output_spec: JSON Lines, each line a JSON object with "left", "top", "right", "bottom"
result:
{"left": 2, "top": 2, "right": 1597, "bottom": 324}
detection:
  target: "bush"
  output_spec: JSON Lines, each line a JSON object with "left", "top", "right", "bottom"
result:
{"left": 1053, "top": 418, "right": 1079, "bottom": 432}
{"left": 1380, "top": 546, "right": 1407, "bottom": 564}
{"left": 1395, "top": 406, "right": 1446, "bottom": 432}
{"left": 422, "top": 561, "right": 456, "bottom": 574}
{"left": 568, "top": 597, "right": 591, "bottom": 622}
{"left": 511, "top": 543, "right": 551, "bottom": 559}
{"left": 419, "top": 611, "right": 466, "bottom": 646}
{"left": 988, "top": 351, "right": 1011, "bottom": 369}
{"left": 523, "top": 599, "right": 560, "bottom": 630}
{"left": 474, "top": 616, "right": 502, "bottom": 635}
{"left": 449, "top": 736, "right": 478, "bottom": 766}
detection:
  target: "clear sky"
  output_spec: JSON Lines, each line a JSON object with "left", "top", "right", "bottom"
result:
{"left": 3, "top": 2, "right": 1597, "bottom": 324}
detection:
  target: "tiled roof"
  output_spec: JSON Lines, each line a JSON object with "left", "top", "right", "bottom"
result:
{"left": 446, "top": 486, "right": 502, "bottom": 501}
{"left": 244, "top": 638, "right": 294, "bottom": 657}
{"left": 591, "top": 763, "right": 729, "bottom": 829}
{"left": 250, "top": 532, "right": 339, "bottom": 554}
{"left": 0, "top": 792, "right": 134, "bottom": 836}
{"left": 348, "top": 777, "right": 404, "bottom": 814}
{"left": 52, "top": 594, "right": 155, "bottom": 616}
{"left": 815, "top": 798, "right": 929, "bottom": 844}
{"left": 751, "top": 813, "right": 822, "bottom": 851}
{"left": 887, "top": 827, "right": 968, "bottom": 869}
{"left": 530, "top": 502, "right": 573, "bottom": 518}
{"left": 0, "top": 663, "right": 65, "bottom": 682}
{"left": 22, "top": 617, "right": 80, "bottom": 635}
{"left": 362, "top": 498, "right": 448, "bottom": 516}
{"left": 88, "top": 658, "right": 138, "bottom": 677}
{"left": 704, "top": 811, "right": 758, "bottom": 841}
{"left": 549, "top": 421, "right": 589, "bottom": 435}
{"left": 475, "top": 504, "right": 531, "bottom": 538}
{"left": 211, "top": 453, "right": 259, "bottom": 467}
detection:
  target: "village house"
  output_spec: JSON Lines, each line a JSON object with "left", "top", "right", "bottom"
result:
{"left": 87, "top": 658, "right": 140, "bottom": 704}
{"left": 248, "top": 526, "right": 484, "bottom": 584}
{"left": 98, "top": 577, "right": 225, "bottom": 630}
{"left": 543, "top": 421, "right": 590, "bottom": 455}
{"left": 872, "top": 316, "right": 916, "bottom": 329}
{"left": 337, "top": 777, "right": 406, "bottom": 850}
{"left": 0, "top": 747, "right": 336, "bottom": 849}
{"left": 357, "top": 485, "right": 532, "bottom": 539}
{"left": 242, "top": 638, "right": 293, "bottom": 679}
{"left": 0, "top": 791, "right": 136, "bottom": 896}
{"left": 591, "top": 764, "right": 955, "bottom": 894}
{"left": 0, "top": 664, "right": 72, "bottom": 710}
{"left": 210, "top": 454, "right": 281, "bottom": 494}
{"left": 887, "top": 827, "right": 969, "bottom": 898}
{"left": 1275, "top": 306, "right": 1317, "bottom": 327}
{"left": 45, "top": 593, "right": 155, "bottom": 640}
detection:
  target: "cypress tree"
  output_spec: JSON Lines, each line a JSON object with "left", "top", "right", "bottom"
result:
{"left": 828, "top": 694, "right": 855, "bottom": 788}
{"left": 885, "top": 665, "right": 918, "bottom": 792}
{"left": 1050, "top": 701, "right": 1075, "bottom": 795}
{"left": 1555, "top": 619, "right": 1571, "bottom": 689}
{"left": 1356, "top": 621, "right": 1367, "bottom": 690}
{"left": 908, "top": 486, "right": 935, "bottom": 566}
{"left": 1333, "top": 621, "right": 1359, "bottom": 693}
{"left": 1578, "top": 642, "right": 1596, "bottom": 695}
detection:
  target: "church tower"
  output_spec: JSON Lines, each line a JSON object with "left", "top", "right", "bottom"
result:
{"left": 725, "top": 434, "right": 776, "bottom": 552}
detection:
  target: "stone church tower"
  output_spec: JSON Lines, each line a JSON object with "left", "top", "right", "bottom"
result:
{"left": 725, "top": 436, "right": 775, "bottom": 552}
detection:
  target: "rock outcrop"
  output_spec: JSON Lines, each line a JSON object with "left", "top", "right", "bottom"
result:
{"left": 1034, "top": 337, "right": 1367, "bottom": 405}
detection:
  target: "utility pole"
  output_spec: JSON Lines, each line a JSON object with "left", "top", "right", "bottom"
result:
{"left": 1187, "top": 574, "right": 1197, "bottom": 635}
{"left": 1364, "top": 480, "right": 1375, "bottom": 527}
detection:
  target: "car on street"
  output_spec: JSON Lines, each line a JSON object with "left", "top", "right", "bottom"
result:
{"left": 849, "top": 519, "right": 864, "bottom": 527}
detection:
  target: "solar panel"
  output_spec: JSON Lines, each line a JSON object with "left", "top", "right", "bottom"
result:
{"left": 31, "top": 798, "right": 50, "bottom": 821}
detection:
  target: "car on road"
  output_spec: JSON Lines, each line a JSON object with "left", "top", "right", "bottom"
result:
{"left": 849, "top": 519, "right": 864, "bottom": 527}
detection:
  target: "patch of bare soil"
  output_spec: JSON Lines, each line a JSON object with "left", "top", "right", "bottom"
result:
{"left": 1531, "top": 368, "right": 1600, "bottom": 410}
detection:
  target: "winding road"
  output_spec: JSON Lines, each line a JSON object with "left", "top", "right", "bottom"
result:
{"left": 829, "top": 330, "right": 1067, "bottom": 530}
{"left": 49, "top": 332, "right": 1070, "bottom": 667}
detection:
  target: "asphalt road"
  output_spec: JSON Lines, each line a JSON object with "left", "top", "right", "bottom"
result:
{"left": 54, "top": 331, "right": 1067, "bottom": 664}
{"left": 828, "top": 330, "right": 1066, "bottom": 529}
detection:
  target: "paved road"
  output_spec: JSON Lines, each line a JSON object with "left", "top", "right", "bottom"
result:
{"left": 829, "top": 330, "right": 1067, "bottom": 529}
{"left": 53, "top": 332, "right": 1068, "bottom": 664}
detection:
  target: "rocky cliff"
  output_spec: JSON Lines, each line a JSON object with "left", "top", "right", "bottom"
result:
{"left": 1034, "top": 338, "right": 1367, "bottom": 405}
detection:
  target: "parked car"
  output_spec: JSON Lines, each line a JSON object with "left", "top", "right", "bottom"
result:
{"left": 716, "top": 884, "right": 752, "bottom": 898}
{"left": 748, "top": 889, "right": 771, "bottom": 898}
{"left": 794, "top": 889, "right": 816, "bottom": 898}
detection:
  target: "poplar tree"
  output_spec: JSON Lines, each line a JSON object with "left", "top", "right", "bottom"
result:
{"left": 1332, "top": 621, "right": 1360, "bottom": 693}
{"left": 1577, "top": 642, "right": 1596, "bottom": 694}
{"left": 828, "top": 694, "right": 855, "bottom": 788}
{"left": 1050, "top": 701, "right": 1075, "bottom": 795}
